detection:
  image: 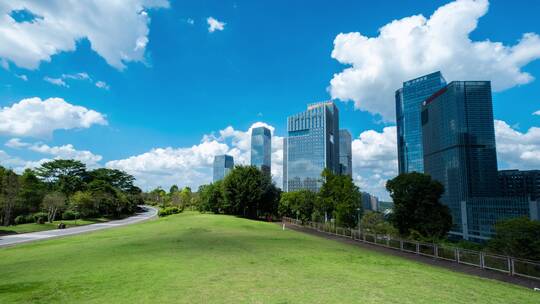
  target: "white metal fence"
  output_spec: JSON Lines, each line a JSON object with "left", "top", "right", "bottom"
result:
{"left": 282, "top": 217, "right": 540, "bottom": 281}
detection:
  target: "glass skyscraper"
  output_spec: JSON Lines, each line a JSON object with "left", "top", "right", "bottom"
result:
{"left": 251, "top": 126, "right": 272, "bottom": 175}
{"left": 421, "top": 81, "right": 498, "bottom": 237}
{"left": 213, "top": 154, "right": 234, "bottom": 182}
{"left": 396, "top": 71, "right": 446, "bottom": 174}
{"left": 284, "top": 101, "right": 340, "bottom": 192}
{"left": 339, "top": 129, "right": 352, "bottom": 177}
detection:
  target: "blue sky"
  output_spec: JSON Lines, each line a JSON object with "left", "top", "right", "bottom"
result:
{"left": 0, "top": 0, "right": 539, "bottom": 199}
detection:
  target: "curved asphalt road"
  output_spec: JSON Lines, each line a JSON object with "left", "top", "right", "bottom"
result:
{"left": 0, "top": 205, "right": 158, "bottom": 248}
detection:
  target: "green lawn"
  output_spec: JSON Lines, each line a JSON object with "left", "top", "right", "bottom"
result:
{"left": 0, "top": 218, "right": 108, "bottom": 236}
{"left": 0, "top": 212, "right": 537, "bottom": 303}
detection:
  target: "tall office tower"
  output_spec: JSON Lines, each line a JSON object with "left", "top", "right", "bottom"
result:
{"left": 282, "top": 138, "right": 288, "bottom": 191}
{"left": 396, "top": 71, "right": 447, "bottom": 174}
{"left": 421, "top": 81, "right": 498, "bottom": 237}
{"left": 251, "top": 126, "right": 272, "bottom": 175}
{"left": 213, "top": 155, "right": 234, "bottom": 182}
{"left": 498, "top": 170, "right": 540, "bottom": 201}
{"left": 285, "top": 101, "right": 340, "bottom": 192}
{"left": 339, "top": 129, "right": 352, "bottom": 177}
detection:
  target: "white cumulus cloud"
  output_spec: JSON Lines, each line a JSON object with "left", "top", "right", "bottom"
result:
{"left": 534, "top": 110, "right": 540, "bottom": 116}
{"left": 106, "top": 122, "right": 283, "bottom": 191}
{"left": 351, "top": 126, "right": 397, "bottom": 200}
{"left": 329, "top": 0, "right": 540, "bottom": 120}
{"left": 0, "top": 97, "right": 107, "bottom": 138}
{"left": 44, "top": 76, "right": 68, "bottom": 87}
{"left": 495, "top": 120, "right": 540, "bottom": 169}
{"left": 4, "top": 138, "right": 103, "bottom": 168}
{"left": 95, "top": 80, "right": 110, "bottom": 90}
{"left": 15, "top": 74, "right": 27, "bottom": 81}
{"left": 62, "top": 72, "right": 90, "bottom": 81}
{"left": 0, "top": 0, "right": 170, "bottom": 70}
{"left": 207, "top": 16, "right": 225, "bottom": 33}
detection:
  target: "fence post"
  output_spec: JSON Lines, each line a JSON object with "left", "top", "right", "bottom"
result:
{"left": 456, "top": 248, "right": 460, "bottom": 263}
{"left": 434, "top": 245, "right": 439, "bottom": 259}
{"left": 416, "top": 242, "right": 420, "bottom": 255}
{"left": 480, "top": 252, "right": 485, "bottom": 269}
{"left": 509, "top": 258, "right": 515, "bottom": 276}
{"left": 386, "top": 237, "right": 390, "bottom": 247}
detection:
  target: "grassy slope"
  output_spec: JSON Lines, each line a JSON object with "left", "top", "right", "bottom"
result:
{"left": 0, "top": 218, "right": 108, "bottom": 235}
{"left": 0, "top": 212, "right": 537, "bottom": 304}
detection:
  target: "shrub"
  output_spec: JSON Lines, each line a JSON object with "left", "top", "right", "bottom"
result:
{"left": 158, "top": 206, "right": 182, "bottom": 217}
{"left": 33, "top": 212, "right": 48, "bottom": 224}
{"left": 14, "top": 215, "right": 29, "bottom": 225}
{"left": 25, "top": 214, "right": 34, "bottom": 223}
{"left": 62, "top": 210, "right": 80, "bottom": 220}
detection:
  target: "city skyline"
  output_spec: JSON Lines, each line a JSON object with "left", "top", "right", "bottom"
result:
{"left": 0, "top": 0, "right": 539, "bottom": 200}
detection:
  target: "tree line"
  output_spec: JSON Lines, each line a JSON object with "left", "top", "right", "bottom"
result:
{"left": 0, "top": 159, "right": 143, "bottom": 226}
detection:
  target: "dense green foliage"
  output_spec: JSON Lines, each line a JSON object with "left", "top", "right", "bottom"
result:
{"left": 0, "top": 212, "right": 536, "bottom": 303}
{"left": 158, "top": 206, "right": 183, "bottom": 217}
{"left": 145, "top": 185, "right": 193, "bottom": 211}
{"left": 222, "top": 166, "right": 280, "bottom": 218}
{"left": 488, "top": 217, "right": 540, "bottom": 260}
{"left": 197, "top": 166, "right": 280, "bottom": 219}
{"left": 360, "top": 211, "right": 398, "bottom": 236}
{"left": 278, "top": 190, "right": 317, "bottom": 223}
{"left": 0, "top": 160, "right": 142, "bottom": 228}
{"left": 386, "top": 173, "right": 452, "bottom": 240}
{"left": 197, "top": 181, "right": 224, "bottom": 213}
{"left": 279, "top": 169, "right": 362, "bottom": 228}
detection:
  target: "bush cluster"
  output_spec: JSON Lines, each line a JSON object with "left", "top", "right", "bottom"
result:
{"left": 158, "top": 206, "right": 183, "bottom": 217}
{"left": 62, "top": 210, "right": 80, "bottom": 220}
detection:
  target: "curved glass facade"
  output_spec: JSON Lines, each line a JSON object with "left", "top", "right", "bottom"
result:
{"left": 396, "top": 71, "right": 446, "bottom": 174}
{"left": 251, "top": 126, "right": 272, "bottom": 175}
{"left": 213, "top": 155, "right": 234, "bottom": 182}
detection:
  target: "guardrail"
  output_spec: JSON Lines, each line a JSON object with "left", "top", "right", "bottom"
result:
{"left": 282, "top": 217, "right": 540, "bottom": 281}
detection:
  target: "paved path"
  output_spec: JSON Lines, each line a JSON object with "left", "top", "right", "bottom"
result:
{"left": 0, "top": 206, "right": 158, "bottom": 248}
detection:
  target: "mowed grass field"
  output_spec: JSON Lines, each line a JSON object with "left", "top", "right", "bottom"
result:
{"left": 0, "top": 212, "right": 538, "bottom": 303}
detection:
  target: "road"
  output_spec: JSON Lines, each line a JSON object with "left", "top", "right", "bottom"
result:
{"left": 0, "top": 205, "right": 158, "bottom": 248}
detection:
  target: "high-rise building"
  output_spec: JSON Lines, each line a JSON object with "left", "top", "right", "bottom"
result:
{"left": 421, "top": 81, "right": 498, "bottom": 238}
{"left": 284, "top": 101, "right": 339, "bottom": 192}
{"left": 213, "top": 155, "right": 234, "bottom": 182}
{"left": 251, "top": 126, "right": 272, "bottom": 175}
{"left": 282, "top": 138, "right": 288, "bottom": 191}
{"left": 396, "top": 71, "right": 447, "bottom": 174}
{"left": 498, "top": 170, "right": 540, "bottom": 201}
{"left": 339, "top": 129, "right": 352, "bottom": 177}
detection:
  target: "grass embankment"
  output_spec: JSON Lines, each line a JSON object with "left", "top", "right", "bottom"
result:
{"left": 0, "top": 218, "right": 109, "bottom": 236}
{"left": 0, "top": 212, "right": 538, "bottom": 303}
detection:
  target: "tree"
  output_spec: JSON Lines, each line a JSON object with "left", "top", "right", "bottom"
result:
{"left": 333, "top": 175, "right": 362, "bottom": 228}
{"left": 169, "top": 185, "right": 179, "bottom": 194}
{"left": 18, "top": 169, "right": 45, "bottom": 213}
{"left": 36, "top": 159, "right": 87, "bottom": 197}
{"left": 88, "top": 168, "right": 135, "bottom": 192}
{"left": 360, "top": 211, "right": 398, "bottom": 236}
{"left": 222, "top": 166, "right": 279, "bottom": 219}
{"left": 386, "top": 173, "right": 452, "bottom": 239}
{"left": 70, "top": 191, "right": 96, "bottom": 218}
{"left": 488, "top": 217, "right": 540, "bottom": 260}
{"left": 279, "top": 190, "right": 316, "bottom": 223}
{"left": 316, "top": 169, "right": 337, "bottom": 222}
{"left": 314, "top": 169, "right": 362, "bottom": 228}
{"left": 198, "top": 181, "right": 224, "bottom": 213}
{"left": 179, "top": 187, "right": 192, "bottom": 208}
{"left": 42, "top": 192, "right": 66, "bottom": 223}
{"left": 0, "top": 168, "right": 20, "bottom": 225}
